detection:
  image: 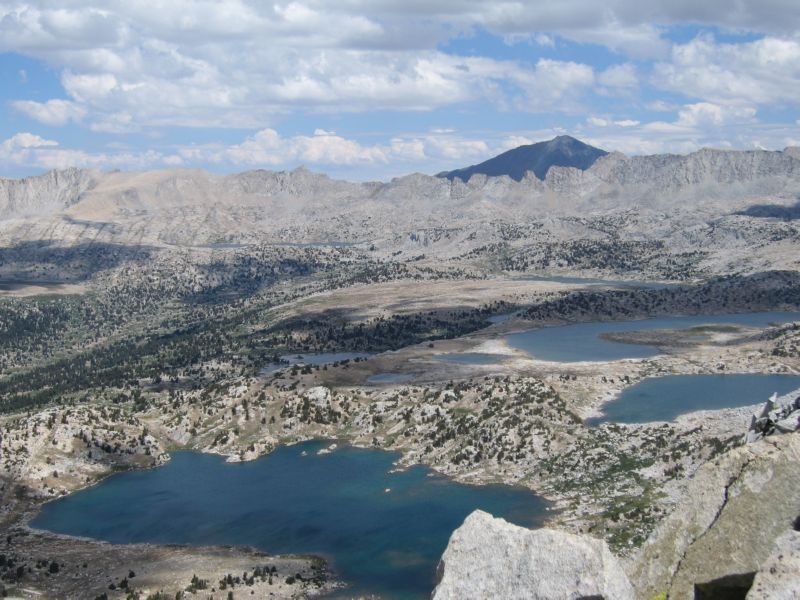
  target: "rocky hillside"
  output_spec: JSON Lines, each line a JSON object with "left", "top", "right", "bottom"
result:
{"left": 0, "top": 141, "right": 799, "bottom": 280}
{"left": 1, "top": 143, "right": 799, "bottom": 235}
{"left": 0, "top": 168, "right": 97, "bottom": 218}
{"left": 432, "top": 430, "right": 800, "bottom": 599}
{"left": 628, "top": 431, "right": 800, "bottom": 599}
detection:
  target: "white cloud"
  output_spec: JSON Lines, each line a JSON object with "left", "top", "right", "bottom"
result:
{"left": 389, "top": 137, "right": 426, "bottom": 161}
{"left": 597, "top": 63, "right": 638, "bottom": 95}
{"left": 89, "top": 112, "right": 137, "bottom": 134}
{"left": 654, "top": 34, "right": 800, "bottom": 106}
{"left": 61, "top": 72, "right": 119, "bottom": 103}
{"left": 0, "top": 2, "right": 612, "bottom": 131}
{"left": 587, "top": 117, "right": 639, "bottom": 128}
{"left": 645, "top": 100, "right": 678, "bottom": 112}
{"left": 512, "top": 59, "right": 595, "bottom": 111}
{"left": 2, "top": 132, "right": 58, "bottom": 150}
{"left": 1, "top": 2, "right": 798, "bottom": 175}
{"left": 675, "top": 102, "right": 756, "bottom": 128}
{"left": 3, "top": 2, "right": 791, "bottom": 140}
{"left": 12, "top": 99, "right": 87, "bottom": 126}
{"left": 423, "top": 135, "right": 488, "bottom": 160}
{"left": 0, "top": 132, "right": 181, "bottom": 171}
{"left": 218, "top": 127, "right": 506, "bottom": 168}
{"left": 4, "top": 117, "right": 799, "bottom": 178}
{"left": 587, "top": 117, "right": 611, "bottom": 127}
{"left": 578, "top": 101, "right": 794, "bottom": 156}
{"left": 221, "top": 128, "right": 388, "bottom": 166}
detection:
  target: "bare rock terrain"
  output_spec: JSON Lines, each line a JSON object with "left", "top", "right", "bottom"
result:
{"left": 433, "top": 510, "right": 634, "bottom": 600}
{"left": 1, "top": 141, "right": 800, "bottom": 597}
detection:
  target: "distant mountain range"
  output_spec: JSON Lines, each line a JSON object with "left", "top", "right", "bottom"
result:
{"left": 437, "top": 135, "right": 608, "bottom": 182}
{"left": 1, "top": 140, "right": 799, "bottom": 278}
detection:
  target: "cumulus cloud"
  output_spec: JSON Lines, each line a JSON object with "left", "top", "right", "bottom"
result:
{"left": 0, "top": 1, "right": 623, "bottom": 131}
{"left": 597, "top": 63, "right": 639, "bottom": 95}
{"left": 216, "top": 128, "right": 501, "bottom": 168}
{"left": 516, "top": 59, "right": 595, "bottom": 111}
{"left": 0, "top": 132, "right": 180, "bottom": 171}
{"left": 12, "top": 99, "right": 87, "bottom": 126}
{"left": 1, "top": 1, "right": 798, "bottom": 175}
{"left": 654, "top": 34, "right": 800, "bottom": 106}
{"left": 1, "top": 132, "right": 58, "bottom": 151}
{"left": 586, "top": 117, "right": 639, "bottom": 128}
{"left": 221, "top": 128, "right": 388, "bottom": 166}
{"left": 0, "top": 126, "right": 521, "bottom": 174}
{"left": 675, "top": 102, "right": 757, "bottom": 127}
{"left": 0, "top": 132, "right": 72, "bottom": 169}
{"left": 579, "top": 101, "right": 796, "bottom": 156}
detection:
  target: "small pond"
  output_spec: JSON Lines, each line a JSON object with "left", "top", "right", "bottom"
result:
{"left": 505, "top": 311, "right": 800, "bottom": 363}
{"left": 587, "top": 374, "right": 800, "bottom": 425}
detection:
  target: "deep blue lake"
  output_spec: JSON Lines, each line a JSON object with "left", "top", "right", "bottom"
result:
{"left": 31, "top": 441, "right": 548, "bottom": 599}
{"left": 506, "top": 311, "right": 800, "bottom": 362}
{"left": 588, "top": 374, "right": 800, "bottom": 425}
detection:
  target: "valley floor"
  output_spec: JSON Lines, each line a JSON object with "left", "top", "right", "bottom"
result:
{"left": 2, "top": 270, "right": 799, "bottom": 598}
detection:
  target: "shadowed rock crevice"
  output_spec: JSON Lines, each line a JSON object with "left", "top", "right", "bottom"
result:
{"left": 694, "top": 572, "right": 755, "bottom": 599}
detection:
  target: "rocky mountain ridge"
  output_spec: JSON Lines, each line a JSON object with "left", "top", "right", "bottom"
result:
{"left": 1, "top": 142, "right": 799, "bottom": 282}
{"left": 2, "top": 144, "right": 799, "bottom": 226}
{"left": 0, "top": 167, "right": 98, "bottom": 218}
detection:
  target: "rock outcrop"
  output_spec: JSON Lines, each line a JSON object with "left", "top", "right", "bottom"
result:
{"left": 0, "top": 168, "right": 97, "bottom": 218}
{"left": 745, "top": 390, "right": 800, "bottom": 443}
{"left": 433, "top": 433, "right": 800, "bottom": 600}
{"left": 432, "top": 510, "right": 634, "bottom": 600}
{"left": 746, "top": 528, "right": 800, "bottom": 599}
{"left": 627, "top": 433, "right": 800, "bottom": 599}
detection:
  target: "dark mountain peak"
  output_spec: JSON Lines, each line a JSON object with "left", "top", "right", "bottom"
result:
{"left": 438, "top": 135, "right": 608, "bottom": 182}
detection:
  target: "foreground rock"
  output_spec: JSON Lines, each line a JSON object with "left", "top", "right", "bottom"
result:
{"left": 747, "top": 528, "right": 800, "bottom": 599}
{"left": 745, "top": 390, "right": 800, "bottom": 443}
{"left": 628, "top": 433, "right": 800, "bottom": 599}
{"left": 432, "top": 510, "right": 634, "bottom": 600}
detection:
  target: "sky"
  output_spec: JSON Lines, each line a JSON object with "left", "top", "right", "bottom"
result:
{"left": 1, "top": 1, "right": 799, "bottom": 180}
